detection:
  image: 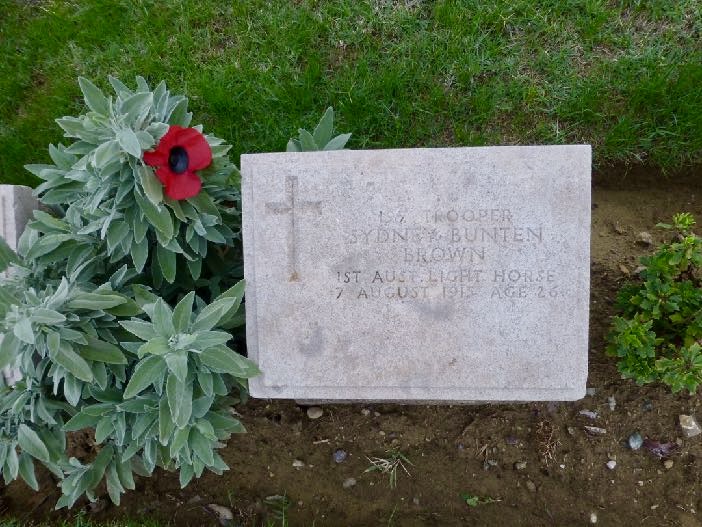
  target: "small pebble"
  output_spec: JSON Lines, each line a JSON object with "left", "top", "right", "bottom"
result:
{"left": 514, "top": 461, "right": 527, "bottom": 471}
{"left": 412, "top": 497, "right": 420, "bottom": 506}
{"left": 342, "top": 477, "right": 357, "bottom": 489}
{"left": 307, "top": 406, "right": 323, "bottom": 419}
{"left": 579, "top": 410, "right": 598, "bottom": 420}
{"left": 505, "top": 435, "right": 519, "bottom": 445}
{"left": 606, "top": 460, "right": 617, "bottom": 470}
{"left": 526, "top": 480, "right": 536, "bottom": 492}
{"left": 584, "top": 426, "right": 607, "bottom": 435}
{"left": 628, "top": 432, "right": 644, "bottom": 450}
{"left": 663, "top": 459, "right": 674, "bottom": 469}
{"left": 608, "top": 396, "right": 616, "bottom": 411}
{"left": 590, "top": 512, "right": 598, "bottom": 524}
{"left": 586, "top": 387, "right": 598, "bottom": 396}
{"left": 636, "top": 231, "right": 653, "bottom": 246}
{"left": 292, "top": 460, "right": 305, "bottom": 469}
{"left": 88, "top": 500, "right": 107, "bottom": 514}
{"left": 361, "top": 409, "right": 370, "bottom": 416}
{"left": 642, "top": 400, "right": 653, "bottom": 412}
{"left": 679, "top": 414, "right": 702, "bottom": 438}
{"left": 206, "top": 504, "right": 234, "bottom": 526}
{"left": 333, "top": 449, "right": 348, "bottom": 463}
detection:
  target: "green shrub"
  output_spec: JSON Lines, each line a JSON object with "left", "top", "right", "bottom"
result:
{"left": 607, "top": 213, "right": 702, "bottom": 393}
{"left": 0, "top": 76, "right": 349, "bottom": 508}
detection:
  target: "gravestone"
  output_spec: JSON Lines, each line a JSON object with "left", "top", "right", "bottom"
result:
{"left": 0, "top": 185, "right": 36, "bottom": 259}
{"left": 0, "top": 185, "right": 38, "bottom": 386}
{"left": 242, "top": 146, "right": 590, "bottom": 402}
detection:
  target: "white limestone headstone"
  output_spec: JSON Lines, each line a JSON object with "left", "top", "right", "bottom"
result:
{"left": 0, "top": 185, "right": 38, "bottom": 386}
{"left": 242, "top": 146, "right": 591, "bottom": 402}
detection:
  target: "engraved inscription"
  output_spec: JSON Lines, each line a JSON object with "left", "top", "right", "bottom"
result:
{"left": 333, "top": 203, "right": 560, "bottom": 302}
{"left": 265, "top": 176, "right": 322, "bottom": 282}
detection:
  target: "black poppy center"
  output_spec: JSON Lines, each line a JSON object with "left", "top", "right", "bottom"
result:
{"left": 168, "top": 146, "right": 189, "bottom": 174}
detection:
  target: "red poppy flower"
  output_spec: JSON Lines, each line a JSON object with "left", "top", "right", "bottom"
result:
{"left": 142, "top": 125, "right": 212, "bottom": 200}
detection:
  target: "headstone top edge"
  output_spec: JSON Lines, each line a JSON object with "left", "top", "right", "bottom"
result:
{"left": 0, "top": 184, "right": 35, "bottom": 193}
{"left": 240, "top": 144, "right": 592, "bottom": 164}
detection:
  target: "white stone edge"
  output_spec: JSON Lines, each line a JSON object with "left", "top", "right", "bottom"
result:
{"left": 240, "top": 155, "right": 263, "bottom": 395}
{"left": 0, "top": 185, "right": 38, "bottom": 387}
{"left": 241, "top": 144, "right": 592, "bottom": 163}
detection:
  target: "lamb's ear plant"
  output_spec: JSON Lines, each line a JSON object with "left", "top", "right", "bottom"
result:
{"left": 25, "top": 76, "right": 240, "bottom": 289}
{"left": 286, "top": 107, "right": 351, "bottom": 153}
{"left": 607, "top": 213, "right": 702, "bottom": 393}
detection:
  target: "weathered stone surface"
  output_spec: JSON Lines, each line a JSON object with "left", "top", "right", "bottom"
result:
{"left": 242, "top": 146, "right": 590, "bottom": 402}
{"left": 0, "top": 185, "right": 36, "bottom": 254}
{"left": 679, "top": 414, "right": 701, "bottom": 438}
{"left": 0, "top": 185, "right": 38, "bottom": 386}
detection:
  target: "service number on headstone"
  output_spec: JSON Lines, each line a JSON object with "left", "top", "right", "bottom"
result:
{"left": 242, "top": 146, "right": 590, "bottom": 402}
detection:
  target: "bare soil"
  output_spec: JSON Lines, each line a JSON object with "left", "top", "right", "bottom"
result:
{"left": 3, "top": 168, "right": 702, "bottom": 526}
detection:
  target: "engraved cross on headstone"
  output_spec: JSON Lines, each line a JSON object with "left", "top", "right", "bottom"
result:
{"left": 265, "top": 176, "right": 322, "bottom": 282}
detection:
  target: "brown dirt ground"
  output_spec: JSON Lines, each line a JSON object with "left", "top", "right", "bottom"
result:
{"left": 3, "top": 166, "right": 702, "bottom": 527}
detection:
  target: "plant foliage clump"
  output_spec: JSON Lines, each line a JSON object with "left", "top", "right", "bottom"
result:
{"left": 0, "top": 75, "right": 259, "bottom": 508}
{"left": 0, "top": 75, "right": 349, "bottom": 509}
{"left": 607, "top": 213, "right": 702, "bottom": 393}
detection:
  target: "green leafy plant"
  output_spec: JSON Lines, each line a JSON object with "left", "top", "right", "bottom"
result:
{"left": 461, "top": 492, "right": 501, "bottom": 507}
{"left": 263, "top": 494, "right": 291, "bottom": 527}
{"left": 25, "top": 76, "right": 240, "bottom": 289}
{"left": 286, "top": 107, "right": 351, "bottom": 153}
{"left": 607, "top": 213, "right": 702, "bottom": 393}
{"left": 0, "top": 76, "right": 351, "bottom": 508}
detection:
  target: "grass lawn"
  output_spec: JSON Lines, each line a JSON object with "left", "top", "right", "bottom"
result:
{"left": 1, "top": 0, "right": 701, "bottom": 186}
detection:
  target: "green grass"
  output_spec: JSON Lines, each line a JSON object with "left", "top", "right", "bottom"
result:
{"left": 1, "top": 0, "right": 701, "bottom": 185}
